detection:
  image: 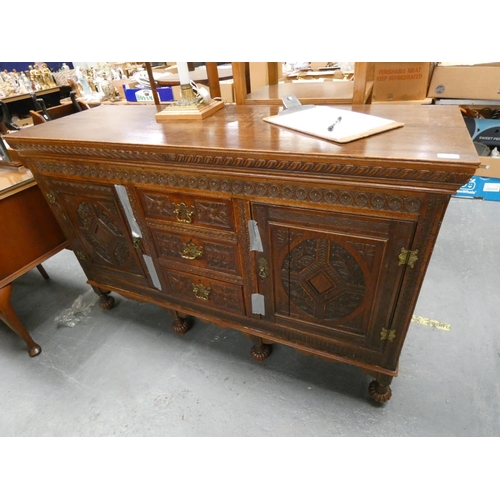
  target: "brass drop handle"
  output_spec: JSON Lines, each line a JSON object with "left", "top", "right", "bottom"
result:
{"left": 181, "top": 240, "right": 203, "bottom": 260}
{"left": 174, "top": 202, "right": 195, "bottom": 224}
{"left": 192, "top": 283, "right": 211, "bottom": 300}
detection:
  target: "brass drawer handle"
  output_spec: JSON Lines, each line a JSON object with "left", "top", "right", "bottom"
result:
{"left": 181, "top": 240, "right": 203, "bottom": 260}
{"left": 192, "top": 283, "right": 211, "bottom": 300}
{"left": 174, "top": 202, "right": 195, "bottom": 224}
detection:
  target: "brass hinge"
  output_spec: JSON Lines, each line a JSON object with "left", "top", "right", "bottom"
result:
{"left": 398, "top": 247, "right": 418, "bottom": 268}
{"left": 380, "top": 328, "right": 396, "bottom": 342}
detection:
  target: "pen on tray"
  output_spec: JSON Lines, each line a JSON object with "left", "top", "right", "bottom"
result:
{"left": 327, "top": 116, "right": 342, "bottom": 132}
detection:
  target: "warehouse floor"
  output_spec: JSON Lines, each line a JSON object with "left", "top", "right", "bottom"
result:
{"left": 1, "top": 197, "right": 499, "bottom": 437}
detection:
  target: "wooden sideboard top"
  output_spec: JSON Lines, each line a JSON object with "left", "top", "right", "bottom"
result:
{"left": 6, "top": 103, "right": 479, "bottom": 170}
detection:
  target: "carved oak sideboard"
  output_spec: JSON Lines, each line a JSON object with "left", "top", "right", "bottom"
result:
{"left": 6, "top": 103, "right": 478, "bottom": 402}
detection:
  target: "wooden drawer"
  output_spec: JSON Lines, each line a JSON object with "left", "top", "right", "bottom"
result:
{"left": 137, "top": 189, "right": 235, "bottom": 231}
{"left": 151, "top": 228, "right": 241, "bottom": 277}
{"left": 160, "top": 268, "right": 246, "bottom": 316}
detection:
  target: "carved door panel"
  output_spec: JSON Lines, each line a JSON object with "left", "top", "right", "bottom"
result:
{"left": 252, "top": 204, "right": 416, "bottom": 355}
{"left": 43, "top": 179, "right": 152, "bottom": 287}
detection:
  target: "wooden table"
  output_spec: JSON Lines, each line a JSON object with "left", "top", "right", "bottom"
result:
{"left": 5, "top": 103, "right": 479, "bottom": 401}
{"left": 0, "top": 166, "right": 67, "bottom": 356}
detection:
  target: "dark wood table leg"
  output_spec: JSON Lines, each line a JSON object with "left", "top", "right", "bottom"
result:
{"left": 0, "top": 284, "right": 41, "bottom": 357}
{"left": 36, "top": 264, "right": 50, "bottom": 280}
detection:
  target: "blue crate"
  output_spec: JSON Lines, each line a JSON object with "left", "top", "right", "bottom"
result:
{"left": 124, "top": 86, "right": 173, "bottom": 103}
{"left": 454, "top": 175, "right": 500, "bottom": 201}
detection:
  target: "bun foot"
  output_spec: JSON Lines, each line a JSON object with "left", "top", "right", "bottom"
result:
{"left": 368, "top": 380, "right": 392, "bottom": 403}
{"left": 28, "top": 344, "right": 42, "bottom": 357}
{"left": 98, "top": 294, "right": 115, "bottom": 310}
{"left": 250, "top": 343, "right": 271, "bottom": 362}
{"left": 172, "top": 317, "right": 191, "bottom": 335}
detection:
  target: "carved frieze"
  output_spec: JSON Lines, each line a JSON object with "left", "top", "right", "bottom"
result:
{"left": 20, "top": 144, "right": 472, "bottom": 185}
{"left": 32, "top": 159, "right": 425, "bottom": 215}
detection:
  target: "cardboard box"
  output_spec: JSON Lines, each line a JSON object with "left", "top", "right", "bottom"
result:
{"left": 124, "top": 86, "right": 173, "bottom": 103}
{"left": 428, "top": 64, "right": 500, "bottom": 100}
{"left": 476, "top": 155, "right": 500, "bottom": 178}
{"left": 249, "top": 62, "right": 283, "bottom": 92}
{"left": 372, "top": 63, "right": 433, "bottom": 102}
{"left": 220, "top": 79, "right": 234, "bottom": 103}
{"left": 454, "top": 175, "right": 500, "bottom": 201}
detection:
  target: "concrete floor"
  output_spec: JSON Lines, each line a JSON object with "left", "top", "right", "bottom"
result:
{"left": 1, "top": 197, "right": 499, "bottom": 437}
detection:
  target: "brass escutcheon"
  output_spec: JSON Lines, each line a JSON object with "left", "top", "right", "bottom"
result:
{"left": 258, "top": 257, "right": 269, "bottom": 278}
{"left": 132, "top": 237, "right": 144, "bottom": 252}
{"left": 192, "top": 283, "right": 211, "bottom": 300}
{"left": 174, "top": 202, "right": 195, "bottom": 224}
{"left": 181, "top": 240, "right": 203, "bottom": 260}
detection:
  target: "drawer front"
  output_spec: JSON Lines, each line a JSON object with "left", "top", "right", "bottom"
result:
{"left": 152, "top": 228, "right": 241, "bottom": 277}
{"left": 137, "top": 189, "right": 235, "bottom": 231}
{"left": 161, "top": 268, "right": 246, "bottom": 317}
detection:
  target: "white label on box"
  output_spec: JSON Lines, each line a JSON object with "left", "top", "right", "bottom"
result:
{"left": 437, "top": 153, "right": 460, "bottom": 159}
{"left": 135, "top": 89, "right": 154, "bottom": 101}
{"left": 483, "top": 183, "right": 500, "bottom": 192}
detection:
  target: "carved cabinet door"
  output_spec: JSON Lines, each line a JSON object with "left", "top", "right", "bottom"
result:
{"left": 252, "top": 204, "right": 417, "bottom": 358}
{"left": 42, "top": 179, "right": 153, "bottom": 288}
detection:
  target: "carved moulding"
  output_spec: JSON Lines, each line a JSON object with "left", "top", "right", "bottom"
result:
{"left": 17, "top": 143, "right": 472, "bottom": 186}
{"left": 32, "top": 160, "right": 424, "bottom": 216}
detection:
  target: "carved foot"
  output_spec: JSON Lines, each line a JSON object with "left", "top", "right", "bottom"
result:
{"left": 250, "top": 343, "right": 272, "bottom": 362}
{"left": 28, "top": 343, "right": 42, "bottom": 357}
{"left": 368, "top": 380, "right": 392, "bottom": 403}
{"left": 172, "top": 316, "right": 192, "bottom": 335}
{"left": 98, "top": 294, "right": 115, "bottom": 310}
{"left": 92, "top": 286, "right": 115, "bottom": 310}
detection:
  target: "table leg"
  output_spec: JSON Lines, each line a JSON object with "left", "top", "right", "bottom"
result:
{"left": 36, "top": 264, "right": 50, "bottom": 280}
{"left": 0, "top": 284, "right": 41, "bottom": 357}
